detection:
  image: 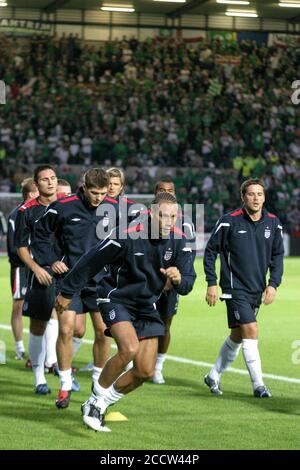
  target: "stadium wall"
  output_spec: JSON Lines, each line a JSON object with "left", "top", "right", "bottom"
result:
{"left": 0, "top": 6, "right": 300, "bottom": 41}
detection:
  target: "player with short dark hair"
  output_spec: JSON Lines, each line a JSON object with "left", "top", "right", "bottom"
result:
{"left": 152, "top": 176, "right": 196, "bottom": 384}
{"left": 35, "top": 168, "right": 112, "bottom": 408}
{"left": 153, "top": 175, "right": 175, "bottom": 196}
{"left": 55, "top": 192, "right": 196, "bottom": 431}
{"left": 7, "top": 178, "right": 39, "bottom": 360}
{"left": 15, "top": 165, "right": 58, "bottom": 394}
{"left": 203, "top": 178, "right": 284, "bottom": 398}
{"left": 80, "top": 167, "right": 143, "bottom": 373}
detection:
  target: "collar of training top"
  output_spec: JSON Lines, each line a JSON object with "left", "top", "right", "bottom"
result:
{"left": 241, "top": 206, "right": 274, "bottom": 224}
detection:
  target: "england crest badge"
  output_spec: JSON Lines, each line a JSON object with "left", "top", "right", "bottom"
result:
{"left": 109, "top": 309, "right": 116, "bottom": 320}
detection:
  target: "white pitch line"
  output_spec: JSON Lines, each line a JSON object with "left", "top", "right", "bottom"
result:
{"left": 1, "top": 323, "right": 300, "bottom": 385}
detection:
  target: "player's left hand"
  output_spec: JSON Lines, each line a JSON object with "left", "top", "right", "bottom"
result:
{"left": 263, "top": 286, "right": 276, "bottom": 305}
{"left": 52, "top": 261, "right": 69, "bottom": 275}
{"left": 55, "top": 294, "right": 71, "bottom": 315}
{"left": 160, "top": 267, "right": 181, "bottom": 286}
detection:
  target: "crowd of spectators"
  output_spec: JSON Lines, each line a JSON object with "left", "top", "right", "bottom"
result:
{"left": 0, "top": 32, "right": 299, "bottom": 232}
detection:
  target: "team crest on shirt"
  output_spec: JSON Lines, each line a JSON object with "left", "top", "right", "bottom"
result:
{"left": 164, "top": 249, "right": 173, "bottom": 261}
{"left": 109, "top": 309, "right": 116, "bottom": 320}
{"left": 264, "top": 227, "right": 271, "bottom": 239}
{"left": 102, "top": 216, "right": 110, "bottom": 228}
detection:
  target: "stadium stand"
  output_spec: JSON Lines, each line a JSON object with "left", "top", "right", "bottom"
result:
{"left": 0, "top": 34, "right": 299, "bottom": 232}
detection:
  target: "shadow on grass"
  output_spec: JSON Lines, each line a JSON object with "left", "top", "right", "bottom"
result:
{"left": 147, "top": 375, "right": 300, "bottom": 417}
{"left": 0, "top": 395, "right": 92, "bottom": 439}
{"left": 0, "top": 373, "right": 96, "bottom": 439}
{"left": 223, "top": 390, "right": 300, "bottom": 417}
{"left": 190, "top": 387, "right": 300, "bottom": 417}
{"left": 151, "top": 375, "right": 202, "bottom": 389}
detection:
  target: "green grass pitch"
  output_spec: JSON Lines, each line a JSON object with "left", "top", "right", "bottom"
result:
{"left": 0, "top": 256, "right": 300, "bottom": 450}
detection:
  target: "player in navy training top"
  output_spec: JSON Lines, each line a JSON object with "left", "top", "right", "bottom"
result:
{"left": 35, "top": 168, "right": 112, "bottom": 409}
{"left": 55, "top": 192, "right": 196, "bottom": 432}
{"left": 79, "top": 167, "right": 141, "bottom": 372}
{"left": 203, "top": 178, "right": 284, "bottom": 398}
{"left": 15, "top": 165, "right": 58, "bottom": 395}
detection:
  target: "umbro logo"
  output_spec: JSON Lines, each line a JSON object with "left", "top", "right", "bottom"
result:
{"left": 102, "top": 216, "right": 109, "bottom": 227}
{"left": 134, "top": 252, "right": 144, "bottom": 256}
{"left": 238, "top": 230, "right": 247, "bottom": 234}
{"left": 71, "top": 218, "right": 81, "bottom": 222}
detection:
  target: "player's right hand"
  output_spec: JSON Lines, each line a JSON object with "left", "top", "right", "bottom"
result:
{"left": 206, "top": 285, "right": 218, "bottom": 307}
{"left": 163, "top": 277, "right": 173, "bottom": 292}
{"left": 51, "top": 261, "right": 69, "bottom": 275}
{"left": 33, "top": 266, "right": 52, "bottom": 286}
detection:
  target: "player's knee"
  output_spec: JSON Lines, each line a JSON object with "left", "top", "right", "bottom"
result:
{"left": 230, "top": 328, "right": 242, "bottom": 343}
{"left": 30, "top": 325, "right": 45, "bottom": 335}
{"left": 12, "top": 307, "right": 22, "bottom": 318}
{"left": 60, "top": 323, "right": 75, "bottom": 339}
{"left": 74, "top": 325, "right": 85, "bottom": 338}
{"left": 93, "top": 327, "right": 106, "bottom": 340}
{"left": 118, "top": 343, "right": 139, "bottom": 364}
{"left": 30, "top": 319, "right": 46, "bottom": 336}
{"left": 162, "top": 316, "right": 172, "bottom": 332}
{"left": 12, "top": 300, "right": 23, "bottom": 317}
{"left": 241, "top": 322, "right": 258, "bottom": 339}
{"left": 134, "top": 366, "right": 154, "bottom": 381}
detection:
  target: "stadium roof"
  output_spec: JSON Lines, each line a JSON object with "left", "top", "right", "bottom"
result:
{"left": 1, "top": 1, "right": 300, "bottom": 22}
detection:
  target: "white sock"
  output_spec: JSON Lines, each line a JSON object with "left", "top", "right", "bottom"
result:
{"left": 29, "top": 333, "right": 46, "bottom": 386}
{"left": 59, "top": 368, "right": 72, "bottom": 391}
{"left": 44, "top": 319, "right": 58, "bottom": 367}
{"left": 72, "top": 337, "right": 82, "bottom": 357}
{"left": 16, "top": 340, "right": 25, "bottom": 354}
{"left": 105, "top": 384, "right": 124, "bottom": 407}
{"left": 92, "top": 366, "right": 103, "bottom": 384}
{"left": 210, "top": 336, "right": 242, "bottom": 382}
{"left": 155, "top": 353, "right": 166, "bottom": 372}
{"left": 92, "top": 381, "right": 111, "bottom": 413}
{"left": 92, "top": 380, "right": 124, "bottom": 412}
{"left": 242, "top": 339, "right": 264, "bottom": 390}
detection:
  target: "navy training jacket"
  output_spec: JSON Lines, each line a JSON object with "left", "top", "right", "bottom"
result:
{"left": 60, "top": 221, "right": 196, "bottom": 311}
{"left": 14, "top": 197, "right": 51, "bottom": 266}
{"left": 203, "top": 207, "right": 284, "bottom": 296}
{"left": 35, "top": 188, "right": 119, "bottom": 271}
